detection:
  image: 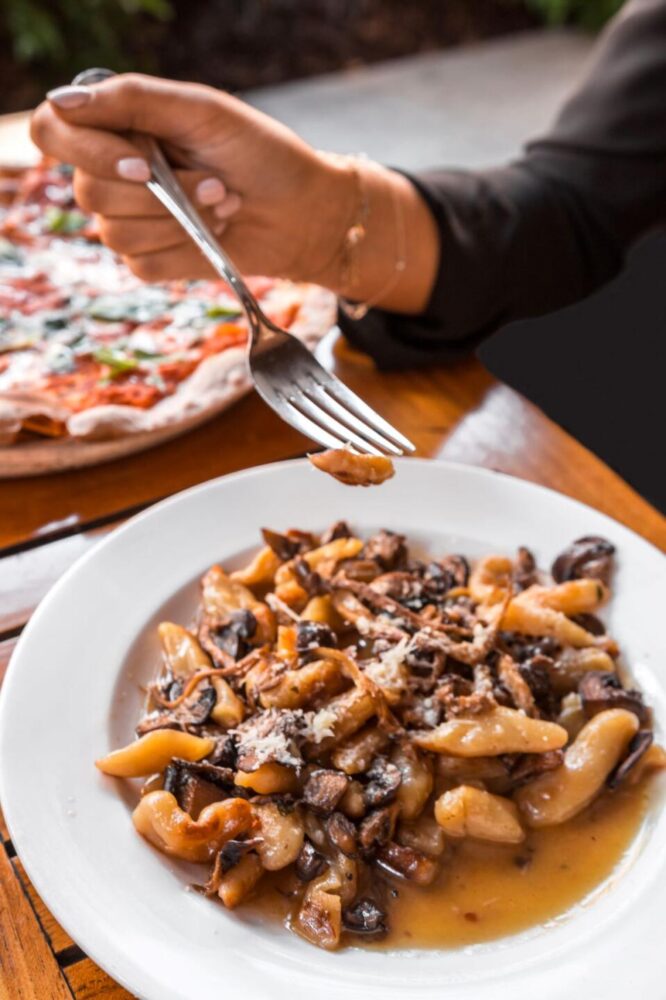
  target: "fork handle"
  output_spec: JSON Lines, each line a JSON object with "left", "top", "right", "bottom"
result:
{"left": 71, "top": 68, "right": 265, "bottom": 336}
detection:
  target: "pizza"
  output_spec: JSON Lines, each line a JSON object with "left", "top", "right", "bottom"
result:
{"left": 0, "top": 159, "right": 336, "bottom": 449}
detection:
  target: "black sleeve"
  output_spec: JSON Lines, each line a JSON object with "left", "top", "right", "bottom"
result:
{"left": 339, "top": 0, "right": 666, "bottom": 369}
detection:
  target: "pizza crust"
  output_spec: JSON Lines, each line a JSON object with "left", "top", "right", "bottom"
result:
{"left": 0, "top": 284, "right": 337, "bottom": 474}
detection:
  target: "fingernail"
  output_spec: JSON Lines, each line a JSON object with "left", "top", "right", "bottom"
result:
{"left": 196, "top": 177, "right": 226, "bottom": 205}
{"left": 47, "top": 85, "right": 92, "bottom": 110}
{"left": 116, "top": 157, "right": 151, "bottom": 182}
{"left": 213, "top": 192, "right": 242, "bottom": 219}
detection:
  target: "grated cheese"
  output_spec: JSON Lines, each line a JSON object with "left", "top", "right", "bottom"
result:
{"left": 364, "top": 636, "right": 410, "bottom": 696}
{"left": 302, "top": 707, "right": 338, "bottom": 743}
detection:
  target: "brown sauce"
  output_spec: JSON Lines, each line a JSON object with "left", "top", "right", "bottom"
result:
{"left": 242, "top": 779, "right": 651, "bottom": 949}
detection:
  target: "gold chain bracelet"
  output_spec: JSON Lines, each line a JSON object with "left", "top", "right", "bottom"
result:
{"left": 321, "top": 153, "right": 407, "bottom": 321}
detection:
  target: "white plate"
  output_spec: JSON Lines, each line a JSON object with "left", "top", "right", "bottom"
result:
{"left": 1, "top": 459, "right": 664, "bottom": 1000}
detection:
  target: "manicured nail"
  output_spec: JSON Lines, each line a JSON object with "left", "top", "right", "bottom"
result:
{"left": 47, "top": 85, "right": 92, "bottom": 110}
{"left": 116, "top": 157, "right": 151, "bottom": 182}
{"left": 213, "top": 192, "right": 242, "bottom": 219}
{"left": 196, "top": 177, "right": 226, "bottom": 205}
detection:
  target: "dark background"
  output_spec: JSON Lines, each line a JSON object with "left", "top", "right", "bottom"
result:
{"left": 3, "top": 0, "right": 662, "bottom": 513}
{"left": 481, "top": 235, "right": 666, "bottom": 514}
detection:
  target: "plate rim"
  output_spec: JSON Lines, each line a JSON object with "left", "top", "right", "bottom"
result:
{"left": 1, "top": 456, "right": 664, "bottom": 1000}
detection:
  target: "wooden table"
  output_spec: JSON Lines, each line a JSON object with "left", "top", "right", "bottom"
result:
{"left": 1, "top": 333, "right": 664, "bottom": 999}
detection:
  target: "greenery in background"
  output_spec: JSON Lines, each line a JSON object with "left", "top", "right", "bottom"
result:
{"left": 525, "top": 0, "right": 623, "bottom": 30}
{"left": 0, "top": 0, "right": 624, "bottom": 114}
{"left": 3, "top": 0, "right": 172, "bottom": 70}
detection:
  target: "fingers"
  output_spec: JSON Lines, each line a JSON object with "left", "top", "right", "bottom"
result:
{"left": 31, "top": 102, "right": 147, "bottom": 181}
{"left": 98, "top": 215, "right": 225, "bottom": 258}
{"left": 125, "top": 241, "right": 222, "bottom": 284}
{"left": 44, "top": 73, "right": 227, "bottom": 147}
{"left": 73, "top": 168, "right": 232, "bottom": 217}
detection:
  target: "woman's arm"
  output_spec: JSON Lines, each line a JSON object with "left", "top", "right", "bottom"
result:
{"left": 342, "top": 0, "right": 666, "bottom": 367}
{"left": 31, "top": 77, "right": 438, "bottom": 313}
{"left": 30, "top": 0, "right": 666, "bottom": 367}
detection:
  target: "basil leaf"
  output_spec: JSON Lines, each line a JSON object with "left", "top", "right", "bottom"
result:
{"left": 44, "top": 207, "right": 88, "bottom": 234}
{"left": 93, "top": 346, "right": 139, "bottom": 376}
{"left": 205, "top": 303, "right": 242, "bottom": 318}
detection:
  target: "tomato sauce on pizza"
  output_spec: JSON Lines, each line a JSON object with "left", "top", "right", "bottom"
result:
{"left": 0, "top": 160, "right": 331, "bottom": 446}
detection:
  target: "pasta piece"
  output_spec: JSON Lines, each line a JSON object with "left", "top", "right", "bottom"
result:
{"left": 275, "top": 538, "right": 364, "bottom": 588}
{"left": 210, "top": 676, "right": 245, "bottom": 728}
{"left": 201, "top": 565, "right": 264, "bottom": 618}
{"left": 413, "top": 707, "right": 567, "bottom": 757}
{"left": 274, "top": 577, "right": 309, "bottom": 609}
{"left": 390, "top": 743, "right": 433, "bottom": 821}
{"left": 435, "top": 754, "right": 509, "bottom": 787}
{"left": 311, "top": 687, "right": 376, "bottom": 746}
{"left": 158, "top": 622, "right": 210, "bottom": 677}
{"left": 548, "top": 648, "right": 616, "bottom": 694}
{"left": 96, "top": 730, "right": 215, "bottom": 777}
{"left": 230, "top": 546, "right": 281, "bottom": 588}
{"left": 301, "top": 595, "right": 343, "bottom": 628}
{"left": 201, "top": 566, "right": 276, "bottom": 644}
{"left": 254, "top": 802, "right": 305, "bottom": 870}
{"left": 234, "top": 762, "right": 299, "bottom": 794}
{"left": 520, "top": 578, "right": 609, "bottom": 614}
{"left": 276, "top": 624, "right": 298, "bottom": 661}
{"left": 259, "top": 659, "right": 344, "bottom": 710}
{"left": 556, "top": 692, "right": 587, "bottom": 740}
{"left": 308, "top": 448, "right": 395, "bottom": 487}
{"left": 500, "top": 599, "right": 607, "bottom": 649}
{"left": 295, "top": 868, "right": 342, "bottom": 950}
{"left": 469, "top": 555, "right": 513, "bottom": 605}
{"left": 434, "top": 785, "right": 525, "bottom": 843}
{"left": 330, "top": 725, "right": 389, "bottom": 775}
{"left": 132, "top": 791, "right": 254, "bottom": 862}
{"left": 217, "top": 853, "right": 264, "bottom": 908}
{"left": 515, "top": 708, "right": 639, "bottom": 827}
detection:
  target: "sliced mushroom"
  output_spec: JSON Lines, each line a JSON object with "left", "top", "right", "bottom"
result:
{"left": 514, "top": 546, "right": 538, "bottom": 591}
{"left": 320, "top": 520, "right": 353, "bottom": 544}
{"left": 363, "top": 757, "right": 402, "bottom": 809}
{"left": 200, "top": 609, "right": 258, "bottom": 664}
{"left": 295, "top": 838, "right": 328, "bottom": 882}
{"left": 569, "top": 612, "right": 606, "bottom": 637}
{"left": 375, "top": 841, "right": 439, "bottom": 886}
{"left": 163, "top": 758, "right": 235, "bottom": 814}
{"left": 607, "top": 730, "right": 654, "bottom": 789}
{"left": 200, "top": 837, "right": 263, "bottom": 896}
{"left": 551, "top": 536, "right": 615, "bottom": 585}
{"left": 517, "top": 656, "right": 558, "bottom": 717}
{"left": 294, "top": 557, "right": 327, "bottom": 597}
{"left": 326, "top": 811, "right": 357, "bottom": 857}
{"left": 296, "top": 619, "right": 337, "bottom": 656}
{"left": 503, "top": 749, "right": 565, "bottom": 790}
{"left": 261, "top": 527, "right": 315, "bottom": 561}
{"left": 302, "top": 769, "right": 349, "bottom": 816}
{"left": 578, "top": 671, "right": 648, "bottom": 724}
{"left": 358, "top": 806, "right": 397, "bottom": 855}
{"left": 342, "top": 897, "right": 388, "bottom": 937}
{"left": 363, "top": 530, "right": 407, "bottom": 571}
{"left": 426, "top": 555, "right": 470, "bottom": 593}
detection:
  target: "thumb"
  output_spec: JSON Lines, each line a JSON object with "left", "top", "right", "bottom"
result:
{"left": 46, "top": 73, "right": 224, "bottom": 149}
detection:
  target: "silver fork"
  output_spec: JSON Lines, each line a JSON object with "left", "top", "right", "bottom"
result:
{"left": 72, "top": 68, "right": 416, "bottom": 458}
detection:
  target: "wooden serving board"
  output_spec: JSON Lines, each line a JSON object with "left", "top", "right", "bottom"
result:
{"left": 0, "top": 113, "right": 337, "bottom": 477}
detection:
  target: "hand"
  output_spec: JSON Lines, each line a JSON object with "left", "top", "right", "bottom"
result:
{"left": 31, "top": 74, "right": 438, "bottom": 312}
{"left": 31, "top": 74, "right": 354, "bottom": 285}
